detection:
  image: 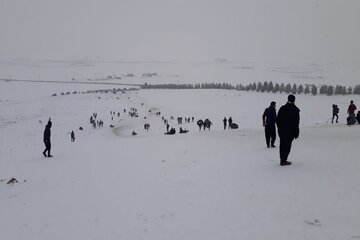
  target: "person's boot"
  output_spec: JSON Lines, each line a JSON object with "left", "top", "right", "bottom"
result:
{"left": 280, "top": 161, "right": 292, "bottom": 166}
{"left": 271, "top": 144, "right": 276, "bottom": 148}
{"left": 42, "top": 151, "right": 46, "bottom": 157}
{"left": 48, "top": 155, "right": 53, "bottom": 157}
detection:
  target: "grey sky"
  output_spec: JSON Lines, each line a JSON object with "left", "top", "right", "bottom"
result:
{"left": 1, "top": 0, "right": 360, "bottom": 63}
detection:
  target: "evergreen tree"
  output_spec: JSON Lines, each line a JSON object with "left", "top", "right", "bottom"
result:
{"left": 304, "top": 85, "right": 310, "bottom": 94}
{"left": 280, "top": 83, "right": 285, "bottom": 93}
{"left": 252, "top": 83, "right": 257, "bottom": 91}
{"left": 267, "top": 81, "right": 274, "bottom": 92}
{"left": 262, "top": 81, "right": 268, "bottom": 92}
{"left": 291, "top": 84, "right": 297, "bottom": 94}
{"left": 256, "top": 82, "right": 263, "bottom": 92}
{"left": 327, "top": 85, "right": 334, "bottom": 95}
{"left": 319, "top": 85, "right": 328, "bottom": 94}
{"left": 285, "top": 83, "right": 292, "bottom": 93}
{"left": 347, "top": 86, "right": 353, "bottom": 94}
{"left": 297, "top": 84, "right": 304, "bottom": 94}
{"left": 311, "top": 85, "right": 318, "bottom": 95}
{"left": 334, "top": 85, "right": 342, "bottom": 95}
{"left": 353, "top": 85, "right": 360, "bottom": 94}
{"left": 342, "top": 86, "right": 347, "bottom": 95}
{"left": 273, "top": 83, "right": 280, "bottom": 93}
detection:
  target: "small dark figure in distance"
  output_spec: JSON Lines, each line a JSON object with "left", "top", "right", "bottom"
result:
{"left": 262, "top": 101, "right": 277, "bottom": 148}
{"left": 229, "top": 123, "right": 238, "bottom": 129}
{"left": 165, "top": 128, "right": 176, "bottom": 135}
{"left": 223, "top": 117, "right": 227, "bottom": 130}
{"left": 7, "top": 177, "right": 19, "bottom": 184}
{"left": 228, "top": 117, "right": 233, "bottom": 129}
{"left": 332, "top": 104, "right": 339, "bottom": 123}
{"left": 204, "top": 119, "right": 212, "bottom": 130}
{"left": 179, "top": 127, "right": 189, "bottom": 134}
{"left": 197, "top": 120, "right": 204, "bottom": 131}
{"left": 276, "top": 95, "right": 300, "bottom": 166}
{"left": 356, "top": 111, "right": 360, "bottom": 124}
{"left": 43, "top": 119, "right": 53, "bottom": 157}
{"left": 71, "top": 130, "right": 75, "bottom": 142}
{"left": 347, "top": 100, "right": 357, "bottom": 125}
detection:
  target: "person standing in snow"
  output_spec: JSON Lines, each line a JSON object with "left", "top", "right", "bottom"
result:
{"left": 276, "top": 95, "right": 300, "bottom": 166}
{"left": 228, "top": 117, "right": 233, "bottom": 129}
{"left": 71, "top": 130, "right": 75, "bottom": 142}
{"left": 356, "top": 111, "right": 360, "bottom": 124}
{"left": 262, "top": 101, "right": 277, "bottom": 148}
{"left": 331, "top": 104, "right": 339, "bottom": 123}
{"left": 223, "top": 117, "right": 227, "bottom": 130}
{"left": 43, "top": 119, "right": 53, "bottom": 157}
{"left": 347, "top": 100, "right": 357, "bottom": 125}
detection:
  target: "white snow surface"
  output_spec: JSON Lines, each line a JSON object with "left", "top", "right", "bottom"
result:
{"left": 1, "top": 80, "right": 360, "bottom": 240}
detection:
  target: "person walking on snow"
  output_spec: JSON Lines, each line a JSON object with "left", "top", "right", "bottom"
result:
{"left": 71, "top": 130, "right": 75, "bottom": 142}
{"left": 332, "top": 104, "right": 339, "bottom": 123}
{"left": 43, "top": 119, "right": 53, "bottom": 157}
{"left": 262, "top": 101, "right": 277, "bottom": 148}
{"left": 223, "top": 117, "right": 227, "bottom": 130}
{"left": 276, "top": 95, "right": 300, "bottom": 166}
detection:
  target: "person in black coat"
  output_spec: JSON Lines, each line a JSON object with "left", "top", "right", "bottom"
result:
{"left": 331, "top": 104, "right": 339, "bottom": 123}
{"left": 71, "top": 130, "right": 75, "bottom": 142}
{"left": 223, "top": 117, "right": 227, "bottom": 130}
{"left": 262, "top": 101, "right": 277, "bottom": 148}
{"left": 43, "top": 119, "right": 53, "bottom": 157}
{"left": 228, "top": 117, "right": 233, "bottom": 129}
{"left": 276, "top": 95, "right": 300, "bottom": 166}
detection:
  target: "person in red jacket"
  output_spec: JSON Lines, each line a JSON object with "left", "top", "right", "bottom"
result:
{"left": 347, "top": 100, "right": 357, "bottom": 125}
{"left": 348, "top": 100, "right": 357, "bottom": 114}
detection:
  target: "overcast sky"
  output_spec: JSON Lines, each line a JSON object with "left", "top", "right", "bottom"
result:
{"left": 1, "top": 0, "right": 360, "bottom": 63}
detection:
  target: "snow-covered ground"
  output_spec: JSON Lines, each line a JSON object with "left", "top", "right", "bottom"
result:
{"left": 2, "top": 59, "right": 360, "bottom": 87}
{"left": 1, "top": 80, "right": 360, "bottom": 240}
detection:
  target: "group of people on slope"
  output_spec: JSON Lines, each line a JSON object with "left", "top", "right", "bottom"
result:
{"left": 42, "top": 94, "right": 356, "bottom": 166}
{"left": 262, "top": 94, "right": 300, "bottom": 166}
{"left": 332, "top": 100, "right": 359, "bottom": 125}
{"left": 263, "top": 96, "right": 359, "bottom": 166}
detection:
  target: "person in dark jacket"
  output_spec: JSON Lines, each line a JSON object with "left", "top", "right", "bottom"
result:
{"left": 347, "top": 100, "right": 357, "bottom": 125}
{"left": 262, "top": 101, "right": 277, "bottom": 148}
{"left": 276, "top": 95, "right": 300, "bottom": 166}
{"left": 43, "top": 119, "right": 53, "bottom": 157}
{"left": 71, "top": 130, "right": 75, "bottom": 142}
{"left": 356, "top": 111, "right": 360, "bottom": 124}
{"left": 331, "top": 104, "right": 339, "bottom": 123}
{"left": 223, "top": 117, "right": 227, "bottom": 130}
{"left": 228, "top": 117, "right": 233, "bottom": 129}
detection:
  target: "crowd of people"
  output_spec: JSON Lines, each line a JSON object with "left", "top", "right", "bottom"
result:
{"left": 41, "top": 95, "right": 358, "bottom": 166}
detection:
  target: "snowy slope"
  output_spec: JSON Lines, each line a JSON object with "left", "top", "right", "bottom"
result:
{"left": 1, "top": 81, "right": 360, "bottom": 240}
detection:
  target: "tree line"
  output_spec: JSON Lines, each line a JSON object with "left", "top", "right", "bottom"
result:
{"left": 142, "top": 82, "right": 360, "bottom": 96}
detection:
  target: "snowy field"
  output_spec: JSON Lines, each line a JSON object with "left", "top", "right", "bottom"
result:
{"left": 1, "top": 80, "right": 360, "bottom": 240}
{"left": 2, "top": 59, "right": 360, "bottom": 87}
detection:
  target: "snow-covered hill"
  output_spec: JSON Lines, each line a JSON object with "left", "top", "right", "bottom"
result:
{"left": 1, "top": 81, "right": 360, "bottom": 240}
